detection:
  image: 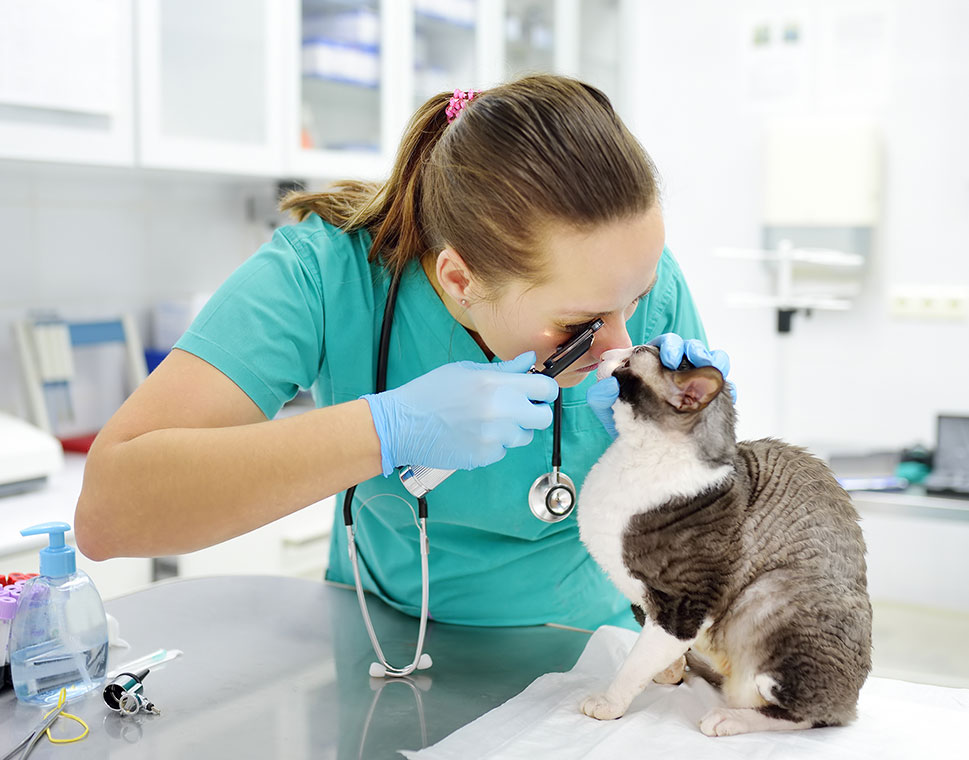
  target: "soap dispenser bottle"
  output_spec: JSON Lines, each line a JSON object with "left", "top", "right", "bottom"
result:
{"left": 8, "top": 522, "right": 109, "bottom": 704}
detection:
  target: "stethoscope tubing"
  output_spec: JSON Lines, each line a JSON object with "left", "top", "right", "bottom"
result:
{"left": 345, "top": 270, "right": 432, "bottom": 679}
{"left": 344, "top": 268, "right": 574, "bottom": 678}
{"left": 347, "top": 514, "right": 431, "bottom": 678}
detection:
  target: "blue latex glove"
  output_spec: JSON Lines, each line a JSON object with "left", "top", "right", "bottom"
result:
{"left": 586, "top": 334, "right": 734, "bottom": 439}
{"left": 363, "top": 351, "right": 559, "bottom": 475}
{"left": 586, "top": 377, "right": 622, "bottom": 439}
{"left": 648, "top": 333, "right": 731, "bottom": 383}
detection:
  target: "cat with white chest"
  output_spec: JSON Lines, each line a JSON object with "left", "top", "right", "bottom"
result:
{"left": 577, "top": 345, "right": 872, "bottom": 736}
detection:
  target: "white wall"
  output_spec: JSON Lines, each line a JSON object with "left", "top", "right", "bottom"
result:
{"left": 1, "top": 0, "right": 966, "bottom": 455}
{"left": 0, "top": 162, "right": 278, "bottom": 421}
{"left": 630, "top": 0, "right": 969, "bottom": 451}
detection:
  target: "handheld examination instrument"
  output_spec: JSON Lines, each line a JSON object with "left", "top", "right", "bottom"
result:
{"left": 103, "top": 669, "right": 160, "bottom": 716}
{"left": 399, "top": 318, "right": 603, "bottom": 512}
{"left": 344, "top": 273, "right": 602, "bottom": 679}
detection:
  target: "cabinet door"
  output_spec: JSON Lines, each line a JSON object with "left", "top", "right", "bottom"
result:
{"left": 0, "top": 0, "right": 134, "bottom": 166}
{"left": 501, "top": 0, "right": 629, "bottom": 115}
{"left": 503, "top": 0, "right": 556, "bottom": 80}
{"left": 577, "top": 0, "right": 624, "bottom": 110}
{"left": 553, "top": 0, "right": 631, "bottom": 119}
{"left": 413, "top": 0, "right": 486, "bottom": 107}
{"left": 137, "top": 0, "right": 284, "bottom": 175}
{"left": 285, "top": 0, "right": 392, "bottom": 180}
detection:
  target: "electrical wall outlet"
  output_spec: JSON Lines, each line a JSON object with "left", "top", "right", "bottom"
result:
{"left": 889, "top": 285, "right": 969, "bottom": 320}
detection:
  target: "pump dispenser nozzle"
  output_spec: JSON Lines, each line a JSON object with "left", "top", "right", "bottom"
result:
{"left": 21, "top": 522, "right": 75, "bottom": 577}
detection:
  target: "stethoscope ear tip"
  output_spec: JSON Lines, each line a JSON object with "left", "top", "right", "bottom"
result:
{"left": 368, "top": 652, "right": 433, "bottom": 679}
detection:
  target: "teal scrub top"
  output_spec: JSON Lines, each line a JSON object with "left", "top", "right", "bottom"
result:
{"left": 175, "top": 215, "right": 708, "bottom": 630}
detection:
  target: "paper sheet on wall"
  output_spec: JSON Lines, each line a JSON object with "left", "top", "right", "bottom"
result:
{"left": 401, "top": 625, "right": 968, "bottom": 760}
{"left": 742, "top": 12, "right": 812, "bottom": 107}
{"left": 741, "top": 3, "right": 893, "bottom": 110}
{"left": 816, "top": 4, "right": 893, "bottom": 108}
{"left": 0, "top": 0, "right": 120, "bottom": 114}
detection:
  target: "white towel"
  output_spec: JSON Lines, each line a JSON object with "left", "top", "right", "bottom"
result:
{"left": 401, "top": 625, "right": 969, "bottom": 759}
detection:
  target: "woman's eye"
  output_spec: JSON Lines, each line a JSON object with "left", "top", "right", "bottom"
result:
{"left": 562, "top": 320, "right": 594, "bottom": 334}
{"left": 559, "top": 296, "right": 644, "bottom": 334}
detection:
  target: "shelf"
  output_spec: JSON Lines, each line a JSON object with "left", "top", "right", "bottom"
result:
{"left": 302, "top": 72, "right": 380, "bottom": 91}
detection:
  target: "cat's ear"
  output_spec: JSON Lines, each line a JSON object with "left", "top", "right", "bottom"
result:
{"left": 669, "top": 366, "right": 723, "bottom": 412}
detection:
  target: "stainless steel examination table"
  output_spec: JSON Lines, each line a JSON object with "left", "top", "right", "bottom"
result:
{"left": 0, "top": 576, "right": 592, "bottom": 759}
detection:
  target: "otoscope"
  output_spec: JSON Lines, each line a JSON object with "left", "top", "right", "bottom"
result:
{"left": 399, "top": 319, "right": 604, "bottom": 498}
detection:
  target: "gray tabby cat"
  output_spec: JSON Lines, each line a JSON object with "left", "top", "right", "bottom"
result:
{"left": 577, "top": 345, "right": 871, "bottom": 736}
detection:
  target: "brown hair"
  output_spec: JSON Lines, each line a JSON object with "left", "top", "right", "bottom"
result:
{"left": 280, "top": 74, "right": 659, "bottom": 296}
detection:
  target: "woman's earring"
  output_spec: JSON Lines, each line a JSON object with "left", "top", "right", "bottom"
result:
{"left": 460, "top": 299, "right": 468, "bottom": 307}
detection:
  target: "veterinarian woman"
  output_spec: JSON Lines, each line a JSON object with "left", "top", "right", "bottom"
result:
{"left": 75, "top": 75, "right": 730, "bottom": 631}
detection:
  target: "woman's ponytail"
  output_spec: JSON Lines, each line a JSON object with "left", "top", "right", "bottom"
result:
{"left": 282, "top": 75, "right": 658, "bottom": 293}
{"left": 280, "top": 91, "right": 452, "bottom": 278}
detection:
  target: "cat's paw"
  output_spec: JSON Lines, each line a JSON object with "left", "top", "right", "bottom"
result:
{"left": 699, "top": 707, "right": 753, "bottom": 737}
{"left": 653, "top": 655, "right": 686, "bottom": 684}
{"left": 580, "top": 693, "right": 626, "bottom": 720}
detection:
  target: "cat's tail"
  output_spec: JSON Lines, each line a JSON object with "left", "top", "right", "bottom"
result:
{"left": 685, "top": 650, "right": 725, "bottom": 689}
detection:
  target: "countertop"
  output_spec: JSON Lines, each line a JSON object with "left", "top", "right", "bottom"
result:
{"left": 0, "top": 453, "right": 86, "bottom": 556}
{"left": 0, "top": 576, "right": 593, "bottom": 759}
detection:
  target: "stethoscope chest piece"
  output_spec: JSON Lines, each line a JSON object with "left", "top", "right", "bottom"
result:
{"left": 528, "top": 467, "right": 577, "bottom": 523}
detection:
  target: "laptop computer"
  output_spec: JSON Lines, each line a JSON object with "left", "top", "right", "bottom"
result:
{"left": 923, "top": 415, "right": 969, "bottom": 498}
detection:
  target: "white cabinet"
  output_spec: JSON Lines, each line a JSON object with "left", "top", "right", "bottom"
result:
{"left": 136, "top": 0, "right": 285, "bottom": 175}
{"left": 505, "top": 0, "right": 632, "bottom": 117}
{"left": 576, "top": 0, "right": 626, "bottom": 110}
{"left": 0, "top": 0, "right": 134, "bottom": 165}
{"left": 414, "top": 0, "right": 481, "bottom": 105}
{"left": 285, "top": 0, "right": 398, "bottom": 180}
{"left": 287, "top": 0, "right": 631, "bottom": 180}
{"left": 168, "top": 495, "right": 335, "bottom": 582}
{"left": 0, "top": 0, "right": 635, "bottom": 178}
{"left": 504, "top": 0, "right": 556, "bottom": 80}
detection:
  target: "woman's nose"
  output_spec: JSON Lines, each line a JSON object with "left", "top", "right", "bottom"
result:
{"left": 593, "top": 316, "right": 632, "bottom": 359}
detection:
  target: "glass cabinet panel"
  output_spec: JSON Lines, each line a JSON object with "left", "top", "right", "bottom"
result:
{"left": 504, "top": 0, "right": 555, "bottom": 80}
{"left": 414, "top": 0, "right": 478, "bottom": 106}
{"left": 300, "top": 0, "right": 381, "bottom": 153}
{"left": 578, "top": 0, "right": 621, "bottom": 100}
{"left": 138, "top": 0, "right": 283, "bottom": 174}
{"left": 158, "top": 0, "right": 268, "bottom": 146}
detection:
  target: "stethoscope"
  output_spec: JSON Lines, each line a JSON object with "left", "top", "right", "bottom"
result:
{"left": 343, "top": 271, "right": 602, "bottom": 678}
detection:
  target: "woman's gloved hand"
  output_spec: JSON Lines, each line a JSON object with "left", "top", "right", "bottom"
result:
{"left": 648, "top": 333, "right": 731, "bottom": 382}
{"left": 362, "top": 351, "right": 560, "bottom": 475}
{"left": 586, "top": 377, "right": 622, "bottom": 439}
{"left": 586, "top": 334, "right": 734, "bottom": 440}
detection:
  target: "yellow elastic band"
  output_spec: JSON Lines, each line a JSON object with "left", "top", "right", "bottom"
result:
{"left": 42, "top": 688, "right": 89, "bottom": 744}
